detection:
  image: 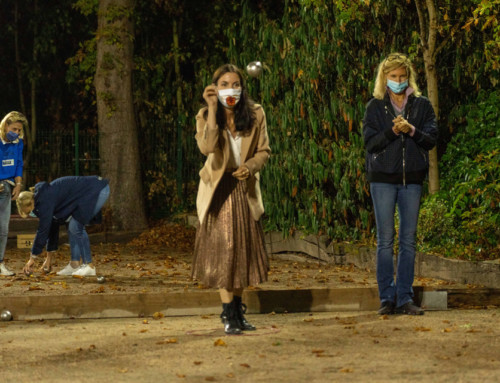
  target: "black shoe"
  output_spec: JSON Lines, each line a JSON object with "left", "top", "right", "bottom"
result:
{"left": 378, "top": 301, "right": 395, "bottom": 315}
{"left": 396, "top": 301, "right": 424, "bottom": 315}
{"left": 234, "top": 296, "right": 256, "bottom": 331}
{"left": 221, "top": 301, "right": 242, "bottom": 335}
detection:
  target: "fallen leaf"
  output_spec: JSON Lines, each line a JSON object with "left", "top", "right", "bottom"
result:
{"left": 214, "top": 339, "right": 227, "bottom": 347}
{"left": 442, "top": 328, "right": 452, "bottom": 333}
{"left": 153, "top": 312, "right": 164, "bottom": 320}
{"left": 414, "top": 327, "right": 432, "bottom": 332}
{"left": 28, "top": 286, "right": 44, "bottom": 291}
{"left": 240, "top": 363, "right": 250, "bottom": 368}
{"left": 194, "top": 361, "right": 202, "bottom": 365}
{"left": 226, "top": 373, "right": 235, "bottom": 378}
{"left": 176, "top": 373, "right": 185, "bottom": 378}
{"left": 340, "top": 368, "right": 353, "bottom": 373}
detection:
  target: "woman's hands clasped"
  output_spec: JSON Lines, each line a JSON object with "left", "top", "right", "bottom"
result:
{"left": 232, "top": 166, "right": 250, "bottom": 181}
{"left": 392, "top": 116, "right": 413, "bottom": 135}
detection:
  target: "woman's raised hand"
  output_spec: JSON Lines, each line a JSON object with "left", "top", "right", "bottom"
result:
{"left": 203, "top": 84, "right": 218, "bottom": 109}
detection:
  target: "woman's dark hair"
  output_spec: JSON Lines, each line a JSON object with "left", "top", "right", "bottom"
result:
{"left": 205, "top": 64, "right": 256, "bottom": 132}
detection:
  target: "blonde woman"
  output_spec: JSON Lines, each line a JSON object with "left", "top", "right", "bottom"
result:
{"left": 0, "top": 111, "right": 28, "bottom": 276}
{"left": 363, "top": 53, "right": 438, "bottom": 315}
{"left": 192, "top": 64, "right": 271, "bottom": 334}
{"left": 17, "top": 176, "right": 109, "bottom": 277}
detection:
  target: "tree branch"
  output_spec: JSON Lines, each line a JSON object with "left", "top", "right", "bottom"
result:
{"left": 434, "top": 22, "right": 461, "bottom": 57}
{"left": 426, "top": 0, "right": 438, "bottom": 55}
{"left": 414, "top": 0, "right": 427, "bottom": 50}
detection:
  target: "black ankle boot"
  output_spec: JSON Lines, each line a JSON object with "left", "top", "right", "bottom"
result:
{"left": 234, "top": 296, "right": 256, "bottom": 331}
{"left": 221, "top": 301, "right": 242, "bottom": 335}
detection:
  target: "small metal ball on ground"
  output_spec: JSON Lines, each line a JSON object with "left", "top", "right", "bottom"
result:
{"left": 97, "top": 276, "right": 106, "bottom": 284}
{"left": 1, "top": 310, "right": 13, "bottom": 321}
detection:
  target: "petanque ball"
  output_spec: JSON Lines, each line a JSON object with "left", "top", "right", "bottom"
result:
{"left": 246, "top": 61, "right": 263, "bottom": 78}
{"left": 1, "top": 310, "right": 13, "bottom": 321}
{"left": 97, "top": 276, "right": 106, "bottom": 284}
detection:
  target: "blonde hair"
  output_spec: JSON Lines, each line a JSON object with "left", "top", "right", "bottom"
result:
{"left": 373, "top": 53, "right": 421, "bottom": 100}
{"left": 17, "top": 189, "right": 35, "bottom": 218}
{"left": 0, "top": 111, "right": 28, "bottom": 141}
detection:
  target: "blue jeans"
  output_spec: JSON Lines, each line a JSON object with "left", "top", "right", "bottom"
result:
{"left": 370, "top": 183, "right": 422, "bottom": 308}
{"left": 68, "top": 185, "right": 110, "bottom": 264}
{"left": 0, "top": 181, "right": 11, "bottom": 262}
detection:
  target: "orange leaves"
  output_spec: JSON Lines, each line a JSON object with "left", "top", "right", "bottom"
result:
{"left": 153, "top": 312, "right": 165, "bottom": 320}
{"left": 129, "top": 223, "right": 196, "bottom": 252}
{"left": 214, "top": 339, "right": 227, "bottom": 347}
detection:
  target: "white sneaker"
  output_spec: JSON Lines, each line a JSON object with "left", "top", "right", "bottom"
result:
{"left": 72, "top": 264, "right": 96, "bottom": 277}
{"left": 57, "top": 263, "right": 80, "bottom": 276}
{"left": 0, "top": 263, "right": 15, "bottom": 276}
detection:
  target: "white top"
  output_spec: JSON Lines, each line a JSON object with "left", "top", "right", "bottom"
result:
{"left": 226, "top": 129, "right": 241, "bottom": 168}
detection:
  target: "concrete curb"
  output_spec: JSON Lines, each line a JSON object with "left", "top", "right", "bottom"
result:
{"left": 265, "top": 231, "right": 500, "bottom": 288}
{"left": 1, "top": 287, "right": 499, "bottom": 321}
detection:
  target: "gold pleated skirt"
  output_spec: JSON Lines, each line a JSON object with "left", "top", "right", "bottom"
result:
{"left": 192, "top": 173, "right": 268, "bottom": 290}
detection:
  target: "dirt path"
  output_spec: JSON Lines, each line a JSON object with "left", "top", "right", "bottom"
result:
{"left": 1, "top": 309, "right": 499, "bottom": 383}
{"left": 1, "top": 241, "right": 466, "bottom": 297}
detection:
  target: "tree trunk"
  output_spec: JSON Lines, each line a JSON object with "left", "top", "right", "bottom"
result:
{"left": 14, "top": 1, "right": 26, "bottom": 114}
{"left": 95, "top": 0, "right": 147, "bottom": 231}
{"left": 415, "top": 0, "right": 440, "bottom": 194}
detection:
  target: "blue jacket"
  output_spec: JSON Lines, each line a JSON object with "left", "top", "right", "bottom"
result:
{"left": 0, "top": 138, "right": 24, "bottom": 182}
{"left": 31, "top": 176, "right": 109, "bottom": 255}
{"left": 363, "top": 93, "right": 438, "bottom": 184}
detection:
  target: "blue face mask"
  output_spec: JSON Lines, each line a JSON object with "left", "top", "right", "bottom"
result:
{"left": 6, "top": 131, "right": 19, "bottom": 142}
{"left": 29, "top": 211, "right": 37, "bottom": 218}
{"left": 387, "top": 79, "right": 408, "bottom": 94}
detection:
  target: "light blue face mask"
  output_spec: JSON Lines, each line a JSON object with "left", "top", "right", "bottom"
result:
{"left": 387, "top": 79, "right": 408, "bottom": 94}
{"left": 29, "top": 211, "right": 37, "bottom": 218}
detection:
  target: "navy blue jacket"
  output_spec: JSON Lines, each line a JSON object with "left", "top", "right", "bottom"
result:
{"left": 363, "top": 93, "right": 438, "bottom": 184}
{"left": 31, "top": 176, "right": 109, "bottom": 255}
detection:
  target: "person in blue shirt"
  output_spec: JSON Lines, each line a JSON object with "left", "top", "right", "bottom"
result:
{"left": 17, "top": 176, "right": 110, "bottom": 277}
{"left": 0, "top": 111, "right": 28, "bottom": 276}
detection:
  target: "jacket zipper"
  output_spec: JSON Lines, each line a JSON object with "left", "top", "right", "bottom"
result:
{"left": 402, "top": 135, "right": 406, "bottom": 185}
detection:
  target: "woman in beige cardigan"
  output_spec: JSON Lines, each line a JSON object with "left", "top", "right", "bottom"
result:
{"left": 192, "top": 64, "right": 271, "bottom": 335}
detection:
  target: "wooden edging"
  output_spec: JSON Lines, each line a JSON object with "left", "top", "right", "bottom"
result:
{"left": 1, "top": 287, "right": 497, "bottom": 321}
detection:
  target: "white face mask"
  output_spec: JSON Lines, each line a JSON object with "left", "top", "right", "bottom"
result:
{"left": 217, "top": 88, "right": 242, "bottom": 108}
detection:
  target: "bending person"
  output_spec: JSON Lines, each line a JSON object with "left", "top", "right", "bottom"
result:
{"left": 17, "top": 176, "right": 110, "bottom": 277}
{"left": 192, "top": 64, "right": 271, "bottom": 335}
{"left": 0, "top": 111, "right": 28, "bottom": 276}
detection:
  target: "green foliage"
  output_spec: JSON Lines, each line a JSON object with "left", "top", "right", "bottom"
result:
{"left": 224, "top": 0, "right": 413, "bottom": 239}
{"left": 424, "top": 90, "right": 500, "bottom": 260}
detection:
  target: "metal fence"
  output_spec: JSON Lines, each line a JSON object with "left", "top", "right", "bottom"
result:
{"left": 24, "top": 124, "right": 100, "bottom": 188}
{"left": 23, "top": 120, "right": 202, "bottom": 218}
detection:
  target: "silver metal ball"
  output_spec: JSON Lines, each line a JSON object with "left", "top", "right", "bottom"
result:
{"left": 1, "top": 310, "right": 13, "bottom": 321}
{"left": 246, "top": 61, "right": 263, "bottom": 78}
{"left": 97, "top": 276, "right": 106, "bottom": 284}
